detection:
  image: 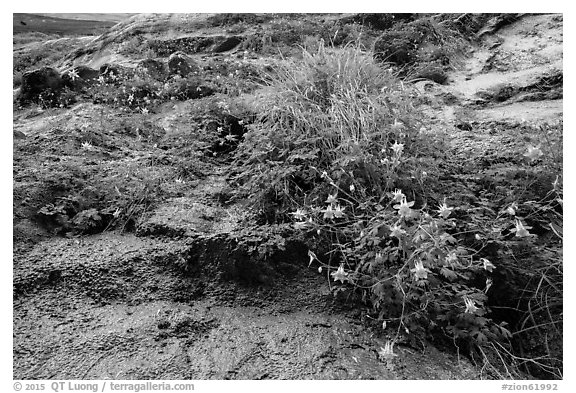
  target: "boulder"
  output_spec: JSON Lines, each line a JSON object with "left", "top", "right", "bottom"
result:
{"left": 212, "top": 36, "right": 242, "bottom": 53}
{"left": 167, "top": 51, "right": 199, "bottom": 77}
{"left": 136, "top": 58, "right": 168, "bottom": 81}
{"left": 18, "top": 67, "right": 64, "bottom": 103}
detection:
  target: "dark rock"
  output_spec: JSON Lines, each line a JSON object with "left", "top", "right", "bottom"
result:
{"left": 373, "top": 30, "right": 418, "bottom": 65}
{"left": 167, "top": 51, "right": 199, "bottom": 77}
{"left": 14, "top": 130, "right": 27, "bottom": 139}
{"left": 412, "top": 66, "right": 448, "bottom": 85}
{"left": 455, "top": 122, "right": 473, "bottom": 131}
{"left": 212, "top": 36, "right": 242, "bottom": 53}
{"left": 18, "top": 67, "right": 64, "bottom": 104}
{"left": 136, "top": 58, "right": 168, "bottom": 81}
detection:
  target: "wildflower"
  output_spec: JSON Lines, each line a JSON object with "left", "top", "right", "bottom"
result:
{"left": 217, "top": 126, "right": 223, "bottom": 133}
{"left": 380, "top": 158, "right": 390, "bottom": 165}
{"left": 389, "top": 224, "right": 406, "bottom": 238}
{"left": 378, "top": 340, "right": 397, "bottom": 361}
{"left": 294, "top": 219, "right": 311, "bottom": 230}
{"left": 410, "top": 260, "right": 430, "bottom": 280}
{"left": 238, "top": 119, "right": 244, "bottom": 125}
{"left": 69, "top": 69, "right": 79, "bottom": 81}
{"left": 463, "top": 296, "right": 479, "bottom": 314}
{"left": 391, "top": 119, "right": 405, "bottom": 132}
{"left": 331, "top": 264, "right": 349, "bottom": 283}
{"left": 438, "top": 201, "right": 453, "bottom": 219}
{"left": 375, "top": 252, "right": 384, "bottom": 264}
{"left": 512, "top": 219, "right": 533, "bottom": 238}
{"left": 175, "top": 178, "right": 184, "bottom": 184}
{"left": 391, "top": 141, "right": 404, "bottom": 156}
{"left": 333, "top": 204, "right": 345, "bottom": 218}
{"left": 349, "top": 184, "right": 355, "bottom": 192}
{"left": 393, "top": 197, "right": 415, "bottom": 219}
{"left": 445, "top": 252, "right": 458, "bottom": 267}
{"left": 224, "top": 134, "right": 238, "bottom": 142}
{"left": 421, "top": 171, "right": 427, "bottom": 179}
{"left": 485, "top": 278, "right": 493, "bottom": 293}
{"left": 506, "top": 202, "right": 517, "bottom": 216}
{"left": 391, "top": 189, "right": 404, "bottom": 202}
{"left": 112, "top": 208, "right": 121, "bottom": 218}
{"left": 128, "top": 94, "right": 134, "bottom": 102}
{"left": 523, "top": 145, "right": 543, "bottom": 161}
{"left": 325, "top": 194, "right": 338, "bottom": 204}
{"left": 382, "top": 321, "right": 387, "bottom": 330}
{"left": 481, "top": 258, "right": 495, "bottom": 272}
{"left": 307, "top": 250, "right": 318, "bottom": 267}
{"left": 290, "top": 208, "right": 307, "bottom": 221}
{"left": 552, "top": 175, "right": 561, "bottom": 192}
{"left": 321, "top": 171, "right": 328, "bottom": 179}
{"left": 141, "top": 107, "right": 149, "bottom": 114}
{"left": 475, "top": 234, "right": 482, "bottom": 240}
{"left": 318, "top": 266, "right": 323, "bottom": 273}
{"left": 323, "top": 205, "right": 335, "bottom": 219}
{"left": 81, "top": 141, "right": 93, "bottom": 151}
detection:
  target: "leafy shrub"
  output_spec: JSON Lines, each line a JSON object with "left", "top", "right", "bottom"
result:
{"left": 230, "top": 42, "right": 555, "bottom": 366}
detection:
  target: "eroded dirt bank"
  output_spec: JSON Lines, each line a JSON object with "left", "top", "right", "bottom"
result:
{"left": 13, "top": 13, "right": 562, "bottom": 380}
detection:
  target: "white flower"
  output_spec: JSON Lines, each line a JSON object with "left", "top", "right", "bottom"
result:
{"left": 141, "top": 107, "right": 149, "bottom": 114}
{"left": 481, "top": 258, "right": 495, "bottom": 272}
{"left": 331, "top": 264, "right": 349, "bottom": 283}
{"left": 307, "top": 250, "right": 317, "bottom": 267}
{"left": 318, "top": 266, "right": 323, "bottom": 273}
{"left": 506, "top": 202, "right": 517, "bottom": 216}
{"left": 464, "top": 296, "right": 479, "bottom": 314}
{"left": 290, "top": 208, "right": 307, "bottom": 221}
{"left": 389, "top": 224, "right": 406, "bottom": 238}
{"left": 378, "top": 340, "right": 397, "bottom": 361}
{"left": 349, "top": 184, "right": 355, "bottom": 192}
{"left": 391, "top": 141, "right": 404, "bottom": 156}
{"left": 81, "top": 141, "right": 93, "bottom": 151}
{"left": 512, "top": 219, "right": 533, "bottom": 238}
{"left": 445, "top": 252, "right": 458, "bottom": 266}
{"left": 69, "top": 69, "right": 79, "bottom": 81}
{"left": 410, "top": 260, "right": 430, "bottom": 280}
{"left": 325, "top": 194, "right": 338, "bottom": 204}
{"left": 391, "top": 189, "right": 404, "bottom": 202}
{"left": 391, "top": 119, "right": 405, "bottom": 131}
{"left": 523, "top": 145, "right": 543, "bottom": 161}
{"left": 438, "top": 201, "right": 453, "bottom": 219}
{"left": 393, "top": 196, "right": 415, "bottom": 219}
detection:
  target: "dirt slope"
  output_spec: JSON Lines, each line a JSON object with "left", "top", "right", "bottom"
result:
{"left": 13, "top": 13, "right": 562, "bottom": 380}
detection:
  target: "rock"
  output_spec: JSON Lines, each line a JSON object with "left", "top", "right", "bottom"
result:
{"left": 373, "top": 30, "right": 417, "bottom": 65}
{"left": 167, "top": 51, "right": 199, "bottom": 77}
{"left": 413, "top": 66, "right": 448, "bottom": 85}
{"left": 14, "top": 130, "right": 27, "bottom": 139}
{"left": 212, "top": 36, "right": 242, "bottom": 53}
{"left": 18, "top": 67, "right": 64, "bottom": 104}
{"left": 136, "top": 58, "right": 168, "bottom": 81}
